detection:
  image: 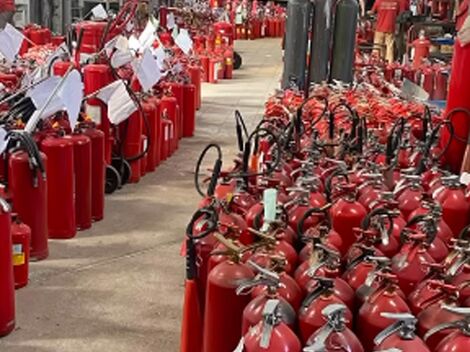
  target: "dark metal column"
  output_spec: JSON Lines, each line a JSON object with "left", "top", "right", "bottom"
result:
{"left": 309, "top": 0, "right": 334, "bottom": 83}
{"left": 330, "top": 0, "right": 358, "bottom": 83}
{"left": 281, "top": 0, "right": 312, "bottom": 89}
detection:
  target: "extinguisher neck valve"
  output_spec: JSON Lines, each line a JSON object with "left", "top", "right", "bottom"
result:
{"left": 375, "top": 312, "right": 417, "bottom": 345}
{"left": 236, "top": 261, "right": 281, "bottom": 295}
{"left": 260, "top": 299, "right": 281, "bottom": 348}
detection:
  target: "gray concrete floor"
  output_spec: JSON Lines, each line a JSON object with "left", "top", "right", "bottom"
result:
{"left": 0, "top": 38, "right": 283, "bottom": 352}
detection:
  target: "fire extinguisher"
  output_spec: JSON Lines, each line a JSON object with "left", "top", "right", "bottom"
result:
{"left": 374, "top": 312, "right": 431, "bottom": 351}
{"left": 182, "top": 83, "right": 196, "bottom": 138}
{"left": 11, "top": 215, "right": 31, "bottom": 289}
{"left": 298, "top": 277, "right": 353, "bottom": 344}
{"left": 236, "top": 261, "right": 296, "bottom": 335}
{"left": 303, "top": 304, "right": 364, "bottom": 352}
{"left": 81, "top": 123, "right": 106, "bottom": 222}
{"left": 65, "top": 133, "right": 92, "bottom": 230}
{"left": 424, "top": 306, "right": 470, "bottom": 352}
{"left": 417, "top": 282, "right": 462, "bottom": 349}
{"left": 432, "top": 175, "right": 470, "bottom": 237}
{"left": 203, "top": 234, "right": 255, "bottom": 352}
{"left": 0, "top": 198, "right": 13, "bottom": 337}
{"left": 356, "top": 272, "right": 411, "bottom": 352}
{"left": 391, "top": 231, "right": 435, "bottom": 296}
{"left": 239, "top": 299, "right": 302, "bottom": 352}
{"left": 41, "top": 134, "right": 76, "bottom": 239}
{"left": 6, "top": 131, "right": 48, "bottom": 260}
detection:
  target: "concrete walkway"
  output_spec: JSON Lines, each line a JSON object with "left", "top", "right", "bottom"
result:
{"left": 0, "top": 38, "right": 283, "bottom": 352}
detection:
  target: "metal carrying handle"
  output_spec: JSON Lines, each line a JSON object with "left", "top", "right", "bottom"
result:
{"left": 374, "top": 312, "right": 417, "bottom": 346}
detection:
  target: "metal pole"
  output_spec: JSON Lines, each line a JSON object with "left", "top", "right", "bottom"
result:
{"left": 281, "top": 0, "right": 312, "bottom": 89}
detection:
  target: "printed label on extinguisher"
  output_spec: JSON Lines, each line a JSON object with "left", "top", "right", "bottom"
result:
{"left": 86, "top": 104, "right": 102, "bottom": 125}
{"left": 12, "top": 244, "right": 25, "bottom": 266}
{"left": 164, "top": 125, "right": 169, "bottom": 141}
{"left": 214, "top": 63, "right": 219, "bottom": 81}
{"left": 261, "top": 24, "right": 265, "bottom": 37}
{"left": 143, "top": 138, "right": 148, "bottom": 152}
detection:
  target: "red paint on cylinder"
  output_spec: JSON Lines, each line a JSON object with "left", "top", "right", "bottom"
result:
{"left": 9, "top": 151, "right": 49, "bottom": 260}
{"left": 41, "top": 136, "right": 76, "bottom": 239}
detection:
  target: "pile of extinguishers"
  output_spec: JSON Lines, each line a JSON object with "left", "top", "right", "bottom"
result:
{"left": 181, "top": 82, "right": 470, "bottom": 352}
{"left": 0, "top": 0, "right": 239, "bottom": 338}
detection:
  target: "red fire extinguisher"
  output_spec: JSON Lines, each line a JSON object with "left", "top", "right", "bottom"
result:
{"left": 424, "top": 306, "right": 470, "bottom": 352}
{"left": 65, "top": 133, "right": 92, "bottom": 230}
{"left": 11, "top": 215, "right": 31, "bottom": 289}
{"left": 203, "top": 235, "right": 255, "bottom": 352}
{"left": 7, "top": 132, "right": 48, "bottom": 260}
{"left": 374, "top": 312, "right": 431, "bottom": 351}
{"left": 41, "top": 134, "right": 76, "bottom": 239}
{"left": 303, "top": 304, "right": 363, "bottom": 352}
{"left": 357, "top": 272, "right": 411, "bottom": 352}
{"left": 298, "top": 277, "right": 353, "bottom": 344}
{"left": 240, "top": 299, "right": 302, "bottom": 352}
{"left": 236, "top": 261, "right": 296, "bottom": 335}
{"left": 120, "top": 110, "right": 143, "bottom": 183}
{"left": 81, "top": 124, "right": 106, "bottom": 221}
{"left": 0, "top": 198, "right": 14, "bottom": 337}
{"left": 182, "top": 83, "right": 196, "bottom": 138}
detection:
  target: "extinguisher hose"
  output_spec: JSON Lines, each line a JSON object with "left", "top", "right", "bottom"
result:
{"left": 444, "top": 108, "right": 470, "bottom": 144}
{"left": 234, "top": 110, "right": 249, "bottom": 153}
{"left": 404, "top": 214, "right": 438, "bottom": 245}
{"left": 324, "top": 168, "right": 349, "bottom": 202}
{"left": 361, "top": 208, "right": 394, "bottom": 239}
{"left": 233, "top": 126, "right": 282, "bottom": 179}
{"left": 194, "top": 143, "right": 223, "bottom": 197}
{"left": 186, "top": 206, "right": 219, "bottom": 241}
{"left": 297, "top": 207, "right": 331, "bottom": 239}
{"left": 416, "top": 120, "right": 454, "bottom": 173}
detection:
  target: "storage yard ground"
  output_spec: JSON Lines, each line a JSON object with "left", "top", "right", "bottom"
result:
{"left": 0, "top": 38, "right": 282, "bottom": 352}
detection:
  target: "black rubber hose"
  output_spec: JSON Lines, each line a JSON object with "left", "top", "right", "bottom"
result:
{"left": 401, "top": 215, "right": 437, "bottom": 245}
{"left": 361, "top": 207, "right": 394, "bottom": 238}
{"left": 324, "top": 168, "right": 349, "bottom": 202}
{"left": 194, "top": 143, "right": 223, "bottom": 197}
{"left": 297, "top": 207, "right": 330, "bottom": 239}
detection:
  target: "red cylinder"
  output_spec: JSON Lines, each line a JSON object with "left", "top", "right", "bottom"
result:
{"left": 224, "top": 49, "right": 234, "bottom": 80}
{"left": 441, "top": 35, "right": 470, "bottom": 172}
{"left": 183, "top": 84, "right": 196, "bottom": 138}
{"left": 0, "top": 203, "right": 13, "bottom": 337}
{"left": 41, "top": 136, "right": 76, "bottom": 239}
{"left": 140, "top": 135, "right": 148, "bottom": 177}
{"left": 75, "top": 21, "right": 108, "bottom": 55}
{"left": 160, "top": 119, "right": 172, "bottom": 161}
{"left": 168, "top": 83, "right": 184, "bottom": 140}
{"left": 65, "top": 134, "right": 92, "bottom": 230}
{"left": 82, "top": 127, "right": 105, "bottom": 222}
{"left": 200, "top": 56, "right": 210, "bottom": 82}
{"left": 29, "top": 27, "right": 51, "bottom": 45}
{"left": 160, "top": 95, "right": 179, "bottom": 154}
{"left": 83, "top": 64, "right": 114, "bottom": 165}
{"left": 11, "top": 217, "right": 31, "bottom": 289}
{"left": 209, "top": 58, "right": 220, "bottom": 84}
{"left": 121, "top": 111, "right": 143, "bottom": 183}
{"left": 203, "top": 261, "right": 255, "bottom": 352}
{"left": 147, "top": 96, "right": 162, "bottom": 167}
{"left": 189, "top": 66, "right": 202, "bottom": 110}
{"left": 53, "top": 60, "right": 73, "bottom": 77}
{"left": 9, "top": 151, "right": 49, "bottom": 260}
{"left": 412, "top": 39, "right": 431, "bottom": 69}
{"left": 142, "top": 100, "right": 158, "bottom": 172}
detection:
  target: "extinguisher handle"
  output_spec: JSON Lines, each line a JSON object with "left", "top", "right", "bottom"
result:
{"left": 297, "top": 206, "right": 331, "bottom": 238}
{"left": 185, "top": 207, "right": 218, "bottom": 241}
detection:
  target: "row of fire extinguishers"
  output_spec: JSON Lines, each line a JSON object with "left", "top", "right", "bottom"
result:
{"left": 180, "top": 82, "right": 470, "bottom": 352}
{"left": 0, "top": 0, "right": 234, "bottom": 338}
{"left": 159, "top": 6, "right": 240, "bottom": 83}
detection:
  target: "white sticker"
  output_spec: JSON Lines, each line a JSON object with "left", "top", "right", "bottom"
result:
{"left": 143, "top": 137, "right": 148, "bottom": 151}
{"left": 170, "top": 124, "right": 174, "bottom": 138}
{"left": 86, "top": 104, "right": 102, "bottom": 125}
{"left": 214, "top": 63, "right": 219, "bottom": 81}
{"left": 13, "top": 244, "right": 22, "bottom": 254}
{"left": 164, "top": 125, "right": 169, "bottom": 141}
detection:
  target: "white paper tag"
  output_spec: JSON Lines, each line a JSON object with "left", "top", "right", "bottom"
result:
{"left": 92, "top": 4, "right": 108, "bottom": 20}
{"left": 461, "top": 172, "right": 470, "bottom": 186}
{"left": 86, "top": 104, "right": 102, "bottom": 125}
{"left": 175, "top": 29, "right": 193, "bottom": 55}
{"left": 143, "top": 137, "right": 148, "bottom": 151}
{"left": 0, "top": 127, "right": 9, "bottom": 155}
{"left": 0, "top": 24, "right": 25, "bottom": 62}
{"left": 167, "top": 13, "right": 176, "bottom": 29}
{"left": 233, "top": 337, "right": 245, "bottom": 352}
{"left": 131, "top": 49, "right": 162, "bottom": 92}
